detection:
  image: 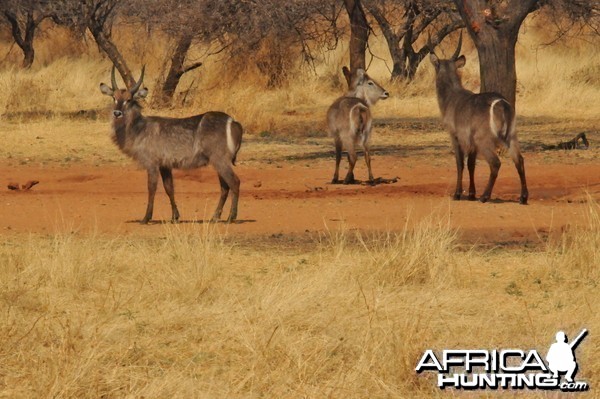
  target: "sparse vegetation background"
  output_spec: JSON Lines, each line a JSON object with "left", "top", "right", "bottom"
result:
{"left": 0, "top": 1, "right": 599, "bottom": 397}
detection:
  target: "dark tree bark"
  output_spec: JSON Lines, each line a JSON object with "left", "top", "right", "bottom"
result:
{"left": 3, "top": 10, "right": 40, "bottom": 68}
{"left": 87, "top": 0, "right": 135, "bottom": 88}
{"left": 89, "top": 25, "right": 135, "bottom": 88}
{"left": 343, "top": 0, "right": 369, "bottom": 72}
{"left": 453, "top": 0, "right": 540, "bottom": 108}
{"left": 153, "top": 34, "right": 203, "bottom": 107}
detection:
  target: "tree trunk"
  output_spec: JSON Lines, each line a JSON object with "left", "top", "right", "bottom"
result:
{"left": 472, "top": 28, "right": 519, "bottom": 106}
{"left": 453, "top": 0, "right": 540, "bottom": 109}
{"left": 154, "top": 34, "right": 203, "bottom": 107}
{"left": 155, "top": 35, "right": 192, "bottom": 106}
{"left": 4, "top": 10, "right": 37, "bottom": 69}
{"left": 88, "top": 22, "right": 135, "bottom": 88}
{"left": 343, "top": 0, "right": 369, "bottom": 72}
{"left": 363, "top": 2, "right": 405, "bottom": 80}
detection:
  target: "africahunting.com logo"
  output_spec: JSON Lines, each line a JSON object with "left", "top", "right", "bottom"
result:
{"left": 415, "top": 329, "right": 589, "bottom": 392}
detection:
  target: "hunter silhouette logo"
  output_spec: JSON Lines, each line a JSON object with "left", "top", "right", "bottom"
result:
{"left": 546, "top": 329, "right": 587, "bottom": 383}
{"left": 415, "top": 329, "right": 589, "bottom": 391}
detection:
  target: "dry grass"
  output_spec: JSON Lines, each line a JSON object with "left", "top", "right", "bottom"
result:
{"left": 0, "top": 210, "right": 598, "bottom": 398}
{"left": 0, "top": 17, "right": 598, "bottom": 135}
{"left": 0, "top": 14, "right": 599, "bottom": 399}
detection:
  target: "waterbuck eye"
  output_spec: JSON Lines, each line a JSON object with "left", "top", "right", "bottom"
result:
{"left": 368, "top": 81, "right": 374, "bottom": 86}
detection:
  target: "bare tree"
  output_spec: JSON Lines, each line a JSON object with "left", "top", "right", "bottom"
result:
{"left": 127, "top": 0, "right": 342, "bottom": 105}
{"left": 363, "top": 0, "right": 464, "bottom": 80}
{"left": 343, "top": 0, "right": 370, "bottom": 73}
{"left": 0, "top": 0, "right": 53, "bottom": 68}
{"left": 49, "top": 0, "right": 135, "bottom": 87}
{"left": 451, "top": 0, "right": 544, "bottom": 108}
{"left": 540, "top": 0, "right": 600, "bottom": 42}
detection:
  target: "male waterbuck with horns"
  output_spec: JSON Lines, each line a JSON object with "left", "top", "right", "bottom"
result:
{"left": 327, "top": 67, "right": 389, "bottom": 184}
{"left": 430, "top": 34, "right": 528, "bottom": 204}
{"left": 100, "top": 66, "right": 243, "bottom": 223}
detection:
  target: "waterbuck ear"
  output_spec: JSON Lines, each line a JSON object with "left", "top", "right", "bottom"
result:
{"left": 342, "top": 66, "right": 352, "bottom": 87}
{"left": 455, "top": 55, "right": 466, "bottom": 69}
{"left": 354, "top": 68, "right": 366, "bottom": 86}
{"left": 134, "top": 87, "right": 148, "bottom": 99}
{"left": 99, "top": 83, "right": 114, "bottom": 96}
{"left": 429, "top": 54, "right": 439, "bottom": 68}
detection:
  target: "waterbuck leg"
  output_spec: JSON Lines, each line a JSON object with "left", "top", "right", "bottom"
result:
{"left": 343, "top": 146, "right": 357, "bottom": 184}
{"left": 510, "top": 150, "right": 528, "bottom": 205}
{"left": 480, "top": 150, "right": 501, "bottom": 203}
{"left": 467, "top": 152, "right": 477, "bottom": 201}
{"left": 364, "top": 144, "right": 374, "bottom": 183}
{"left": 332, "top": 139, "right": 342, "bottom": 184}
{"left": 212, "top": 161, "right": 240, "bottom": 223}
{"left": 142, "top": 168, "right": 159, "bottom": 224}
{"left": 211, "top": 175, "right": 229, "bottom": 222}
{"left": 159, "top": 167, "right": 180, "bottom": 223}
{"left": 451, "top": 136, "right": 464, "bottom": 200}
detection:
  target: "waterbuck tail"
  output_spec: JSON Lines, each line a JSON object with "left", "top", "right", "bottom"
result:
{"left": 501, "top": 100, "right": 520, "bottom": 158}
{"left": 226, "top": 118, "right": 243, "bottom": 165}
{"left": 490, "top": 98, "right": 515, "bottom": 146}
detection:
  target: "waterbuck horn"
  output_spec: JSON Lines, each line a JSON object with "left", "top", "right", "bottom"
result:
{"left": 452, "top": 31, "right": 463, "bottom": 60}
{"left": 111, "top": 65, "right": 119, "bottom": 91}
{"left": 426, "top": 31, "right": 435, "bottom": 55}
{"left": 130, "top": 65, "right": 145, "bottom": 94}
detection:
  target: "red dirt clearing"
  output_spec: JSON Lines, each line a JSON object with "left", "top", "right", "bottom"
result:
{"left": 1, "top": 154, "right": 599, "bottom": 244}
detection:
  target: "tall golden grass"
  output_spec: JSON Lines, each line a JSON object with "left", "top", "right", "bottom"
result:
{"left": 1, "top": 208, "right": 598, "bottom": 398}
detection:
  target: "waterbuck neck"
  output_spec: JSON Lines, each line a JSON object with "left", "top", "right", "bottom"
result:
{"left": 346, "top": 87, "right": 374, "bottom": 107}
{"left": 435, "top": 71, "right": 467, "bottom": 114}
{"left": 111, "top": 103, "right": 145, "bottom": 150}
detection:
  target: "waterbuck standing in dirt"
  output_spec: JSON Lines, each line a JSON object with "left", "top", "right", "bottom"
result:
{"left": 430, "top": 34, "right": 528, "bottom": 204}
{"left": 327, "top": 67, "right": 389, "bottom": 184}
{"left": 100, "top": 66, "right": 243, "bottom": 223}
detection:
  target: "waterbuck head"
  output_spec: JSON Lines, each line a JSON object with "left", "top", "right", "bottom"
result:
{"left": 99, "top": 66, "right": 148, "bottom": 120}
{"left": 346, "top": 67, "right": 389, "bottom": 106}
{"left": 429, "top": 32, "right": 466, "bottom": 88}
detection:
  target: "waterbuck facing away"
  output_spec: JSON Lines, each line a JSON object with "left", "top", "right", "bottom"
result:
{"left": 100, "top": 66, "right": 243, "bottom": 223}
{"left": 430, "top": 34, "right": 528, "bottom": 204}
{"left": 327, "top": 67, "right": 389, "bottom": 184}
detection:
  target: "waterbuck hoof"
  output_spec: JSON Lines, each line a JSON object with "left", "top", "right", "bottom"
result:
{"left": 331, "top": 178, "right": 340, "bottom": 184}
{"left": 140, "top": 218, "right": 151, "bottom": 225}
{"left": 226, "top": 217, "right": 236, "bottom": 224}
{"left": 520, "top": 196, "right": 528, "bottom": 205}
{"left": 479, "top": 196, "right": 490, "bottom": 203}
{"left": 453, "top": 193, "right": 461, "bottom": 201}
{"left": 343, "top": 178, "right": 356, "bottom": 185}
{"left": 467, "top": 194, "right": 477, "bottom": 201}
{"left": 171, "top": 218, "right": 180, "bottom": 224}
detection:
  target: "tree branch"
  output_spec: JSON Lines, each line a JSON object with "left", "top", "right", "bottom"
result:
{"left": 179, "top": 61, "right": 203, "bottom": 77}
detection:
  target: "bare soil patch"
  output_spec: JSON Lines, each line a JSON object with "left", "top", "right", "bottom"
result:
{"left": 2, "top": 151, "right": 598, "bottom": 245}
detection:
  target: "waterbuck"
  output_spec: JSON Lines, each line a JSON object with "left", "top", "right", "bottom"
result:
{"left": 430, "top": 34, "right": 528, "bottom": 204}
{"left": 99, "top": 66, "right": 243, "bottom": 223}
{"left": 327, "top": 67, "right": 389, "bottom": 184}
